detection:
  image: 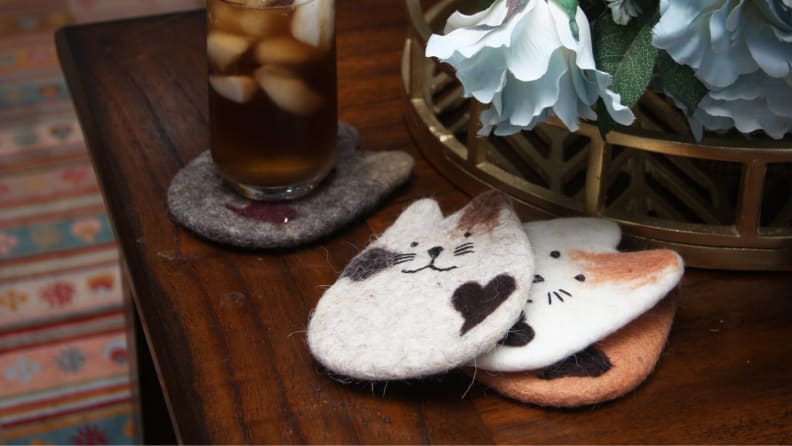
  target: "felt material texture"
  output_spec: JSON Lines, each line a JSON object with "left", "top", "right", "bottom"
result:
{"left": 475, "top": 218, "right": 684, "bottom": 372}
{"left": 307, "top": 191, "right": 535, "bottom": 381}
{"left": 167, "top": 123, "right": 414, "bottom": 248}
{"left": 474, "top": 297, "right": 676, "bottom": 408}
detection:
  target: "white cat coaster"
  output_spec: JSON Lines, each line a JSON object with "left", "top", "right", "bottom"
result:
{"left": 307, "top": 191, "right": 535, "bottom": 381}
{"left": 474, "top": 296, "right": 676, "bottom": 408}
{"left": 475, "top": 218, "right": 684, "bottom": 372}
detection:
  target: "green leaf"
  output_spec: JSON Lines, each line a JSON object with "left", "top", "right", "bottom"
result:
{"left": 552, "top": 0, "right": 580, "bottom": 39}
{"left": 655, "top": 50, "right": 709, "bottom": 115}
{"left": 592, "top": 10, "right": 658, "bottom": 108}
{"left": 553, "top": 0, "right": 579, "bottom": 16}
{"left": 595, "top": 99, "right": 617, "bottom": 137}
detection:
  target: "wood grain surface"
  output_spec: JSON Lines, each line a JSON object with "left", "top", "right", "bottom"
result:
{"left": 56, "top": 2, "right": 792, "bottom": 444}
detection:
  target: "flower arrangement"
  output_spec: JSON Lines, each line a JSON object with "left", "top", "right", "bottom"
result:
{"left": 425, "top": 0, "right": 792, "bottom": 140}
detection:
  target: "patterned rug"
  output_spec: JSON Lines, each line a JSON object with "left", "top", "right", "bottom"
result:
{"left": 0, "top": 1, "right": 202, "bottom": 444}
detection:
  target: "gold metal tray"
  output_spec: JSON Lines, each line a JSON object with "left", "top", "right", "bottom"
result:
{"left": 402, "top": 0, "right": 792, "bottom": 270}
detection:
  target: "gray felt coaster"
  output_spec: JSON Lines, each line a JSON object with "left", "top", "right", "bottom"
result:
{"left": 167, "top": 123, "right": 414, "bottom": 248}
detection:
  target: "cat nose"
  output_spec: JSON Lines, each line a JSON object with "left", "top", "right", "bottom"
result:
{"left": 427, "top": 246, "right": 443, "bottom": 258}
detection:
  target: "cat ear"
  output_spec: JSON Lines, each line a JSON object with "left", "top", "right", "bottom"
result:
{"left": 446, "top": 190, "right": 514, "bottom": 234}
{"left": 377, "top": 198, "right": 444, "bottom": 244}
{"left": 524, "top": 218, "right": 621, "bottom": 254}
{"left": 571, "top": 249, "right": 684, "bottom": 290}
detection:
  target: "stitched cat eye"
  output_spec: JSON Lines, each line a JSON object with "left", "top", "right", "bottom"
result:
{"left": 533, "top": 274, "right": 544, "bottom": 283}
{"left": 550, "top": 251, "right": 561, "bottom": 258}
{"left": 464, "top": 231, "right": 472, "bottom": 238}
{"left": 575, "top": 274, "right": 586, "bottom": 282}
{"left": 410, "top": 241, "right": 418, "bottom": 247}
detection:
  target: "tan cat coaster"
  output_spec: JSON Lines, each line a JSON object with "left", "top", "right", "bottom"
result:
{"left": 474, "top": 296, "right": 676, "bottom": 408}
{"left": 475, "top": 218, "right": 684, "bottom": 372}
{"left": 307, "top": 191, "right": 535, "bottom": 381}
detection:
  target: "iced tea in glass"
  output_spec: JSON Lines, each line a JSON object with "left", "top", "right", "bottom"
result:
{"left": 207, "top": 0, "right": 337, "bottom": 200}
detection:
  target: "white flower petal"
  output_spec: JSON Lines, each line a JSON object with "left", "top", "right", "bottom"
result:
{"left": 764, "top": 79, "right": 792, "bottom": 116}
{"left": 426, "top": 27, "right": 495, "bottom": 60}
{"left": 454, "top": 47, "right": 508, "bottom": 103}
{"left": 756, "top": 0, "right": 792, "bottom": 30}
{"left": 506, "top": 1, "right": 562, "bottom": 81}
{"left": 654, "top": 0, "right": 792, "bottom": 88}
{"left": 774, "top": 26, "right": 792, "bottom": 42}
{"left": 503, "top": 52, "right": 566, "bottom": 125}
{"left": 445, "top": 0, "right": 507, "bottom": 33}
{"left": 708, "top": 1, "right": 732, "bottom": 53}
{"left": 694, "top": 75, "right": 792, "bottom": 139}
{"left": 708, "top": 72, "right": 763, "bottom": 100}
{"left": 570, "top": 7, "right": 598, "bottom": 70}
{"left": 598, "top": 80, "right": 636, "bottom": 125}
{"left": 653, "top": 0, "right": 760, "bottom": 87}
{"left": 744, "top": 6, "right": 792, "bottom": 78}
{"left": 702, "top": 97, "right": 791, "bottom": 138}
{"left": 427, "top": 0, "right": 634, "bottom": 136}
{"left": 552, "top": 70, "right": 585, "bottom": 131}
{"left": 547, "top": 0, "right": 579, "bottom": 50}
{"left": 606, "top": 0, "right": 642, "bottom": 25}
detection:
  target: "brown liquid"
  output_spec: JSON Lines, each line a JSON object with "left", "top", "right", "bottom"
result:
{"left": 207, "top": 0, "right": 337, "bottom": 188}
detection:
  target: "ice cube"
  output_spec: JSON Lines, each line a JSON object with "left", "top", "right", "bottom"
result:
{"left": 290, "top": 0, "right": 334, "bottom": 50}
{"left": 254, "top": 37, "right": 320, "bottom": 64}
{"left": 208, "top": 1, "right": 245, "bottom": 34}
{"left": 209, "top": 75, "right": 258, "bottom": 103}
{"left": 255, "top": 66, "right": 323, "bottom": 115}
{"left": 238, "top": 10, "right": 279, "bottom": 38}
{"left": 207, "top": 32, "right": 250, "bottom": 71}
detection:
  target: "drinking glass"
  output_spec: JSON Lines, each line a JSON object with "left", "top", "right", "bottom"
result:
{"left": 207, "top": 0, "right": 337, "bottom": 200}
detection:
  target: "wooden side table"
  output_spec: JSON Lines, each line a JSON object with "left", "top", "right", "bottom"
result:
{"left": 56, "top": 3, "right": 792, "bottom": 444}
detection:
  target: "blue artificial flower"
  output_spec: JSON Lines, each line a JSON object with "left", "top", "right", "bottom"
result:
{"left": 654, "top": 0, "right": 792, "bottom": 139}
{"left": 426, "top": 0, "right": 634, "bottom": 136}
{"left": 653, "top": 0, "right": 792, "bottom": 89}
{"left": 673, "top": 72, "right": 792, "bottom": 140}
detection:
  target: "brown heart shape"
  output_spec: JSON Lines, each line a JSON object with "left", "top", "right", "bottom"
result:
{"left": 452, "top": 274, "right": 516, "bottom": 336}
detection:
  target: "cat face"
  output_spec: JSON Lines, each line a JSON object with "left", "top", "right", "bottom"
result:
{"left": 527, "top": 219, "right": 622, "bottom": 307}
{"left": 341, "top": 191, "right": 516, "bottom": 281}
{"left": 308, "top": 191, "right": 534, "bottom": 381}
{"left": 475, "top": 217, "right": 684, "bottom": 372}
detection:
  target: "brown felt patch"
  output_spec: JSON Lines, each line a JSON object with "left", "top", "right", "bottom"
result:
{"left": 341, "top": 248, "right": 401, "bottom": 281}
{"left": 497, "top": 313, "right": 535, "bottom": 347}
{"left": 473, "top": 297, "right": 676, "bottom": 407}
{"left": 454, "top": 190, "right": 508, "bottom": 235}
{"left": 538, "top": 346, "right": 612, "bottom": 380}
{"left": 570, "top": 249, "right": 682, "bottom": 289}
{"left": 453, "top": 274, "right": 516, "bottom": 335}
